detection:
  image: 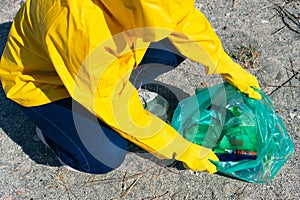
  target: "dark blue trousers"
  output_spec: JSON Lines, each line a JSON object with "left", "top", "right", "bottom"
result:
{"left": 20, "top": 39, "right": 185, "bottom": 174}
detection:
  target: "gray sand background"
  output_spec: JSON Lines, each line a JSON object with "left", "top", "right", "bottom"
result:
{"left": 0, "top": 0, "right": 299, "bottom": 199}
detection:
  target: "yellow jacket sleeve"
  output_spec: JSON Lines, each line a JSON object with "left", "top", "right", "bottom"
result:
{"left": 0, "top": 0, "right": 70, "bottom": 106}
{"left": 41, "top": 0, "right": 218, "bottom": 173}
{"left": 169, "top": 8, "right": 261, "bottom": 100}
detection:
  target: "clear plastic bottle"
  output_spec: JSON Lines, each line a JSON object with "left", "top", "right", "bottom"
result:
{"left": 139, "top": 89, "right": 169, "bottom": 121}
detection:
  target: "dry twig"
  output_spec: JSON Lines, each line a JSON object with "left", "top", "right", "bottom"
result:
{"left": 230, "top": 184, "right": 248, "bottom": 199}
{"left": 170, "top": 191, "right": 182, "bottom": 199}
{"left": 232, "top": 0, "right": 241, "bottom": 8}
{"left": 245, "top": 4, "right": 274, "bottom": 16}
{"left": 267, "top": 84, "right": 300, "bottom": 87}
{"left": 121, "top": 174, "right": 142, "bottom": 198}
{"left": 142, "top": 191, "right": 170, "bottom": 200}
{"left": 268, "top": 60, "right": 299, "bottom": 96}
{"left": 273, "top": 4, "right": 300, "bottom": 34}
{"left": 56, "top": 168, "right": 78, "bottom": 199}
{"left": 83, "top": 174, "right": 97, "bottom": 186}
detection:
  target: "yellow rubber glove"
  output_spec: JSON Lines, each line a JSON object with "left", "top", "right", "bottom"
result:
{"left": 217, "top": 52, "right": 262, "bottom": 100}
{"left": 168, "top": 8, "right": 262, "bottom": 100}
{"left": 177, "top": 143, "right": 219, "bottom": 174}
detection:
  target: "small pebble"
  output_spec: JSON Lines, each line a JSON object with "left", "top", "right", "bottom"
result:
{"left": 261, "top": 19, "right": 270, "bottom": 24}
{"left": 289, "top": 112, "right": 297, "bottom": 119}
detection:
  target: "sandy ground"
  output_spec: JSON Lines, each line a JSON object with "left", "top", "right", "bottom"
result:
{"left": 0, "top": 0, "right": 299, "bottom": 199}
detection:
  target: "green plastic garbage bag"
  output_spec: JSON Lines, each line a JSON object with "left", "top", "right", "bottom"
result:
{"left": 171, "top": 82, "right": 294, "bottom": 183}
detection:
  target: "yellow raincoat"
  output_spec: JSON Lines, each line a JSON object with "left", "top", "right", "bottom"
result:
{"left": 0, "top": 0, "right": 261, "bottom": 174}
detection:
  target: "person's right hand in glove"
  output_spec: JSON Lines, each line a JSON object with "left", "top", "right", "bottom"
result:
{"left": 176, "top": 143, "right": 219, "bottom": 174}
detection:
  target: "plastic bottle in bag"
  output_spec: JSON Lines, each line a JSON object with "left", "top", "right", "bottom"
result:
{"left": 139, "top": 89, "right": 169, "bottom": 121}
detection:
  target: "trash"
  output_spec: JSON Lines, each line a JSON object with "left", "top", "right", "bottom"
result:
{"left": 171, "top": 82, "right": 294, "bottom": 183}
{"left": 261, "top": 19, "right": 270, "bottom": 24}
{"left": 139, "top": 88, "right": 169, "bottom": 121}
{"left": 289, "top": 112, "right": 297, "bottom": 119}
{"left": 215, "top": 150, "right": 257, "bottom": 162}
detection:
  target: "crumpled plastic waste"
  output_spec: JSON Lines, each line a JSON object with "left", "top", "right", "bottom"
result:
{"left": 171, "top": 82, "right": 294, "bottom": 183}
